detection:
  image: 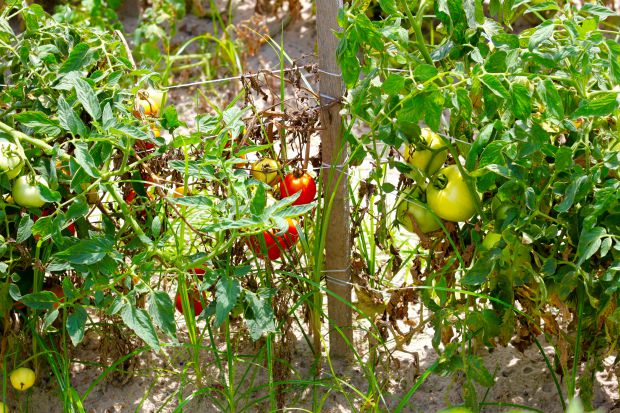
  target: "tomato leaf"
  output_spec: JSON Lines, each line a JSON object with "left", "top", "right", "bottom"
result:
{"left": 74, "top": 142, "right": 101, "bottom": 178}
{"left": 467, "top": 355, "right": 495, "bottom": 387}
{"left": 244, "top": 291, "right": 276, "bottom": 340}
{"left": 536, "top": 79, "right": 564, "bottom": 119}
{"left": 59, "top": 43, "right": 92, "bottom": 73}
{"left": 480, "top": 74, "right": 510, "bottom": 100}
{"left": 580, "top": 3, "right": 617, "bottom": 18}
{"left": 18, "top": 291, "right": 56, "bottom": 310}
{"left": 572, "top": 93, "right": 618, "bottom": 118}
{"left": 555, "top": 175, "right": 589, "bottom": 213}
{"left": 214, "top": 275, "right": 240, "bottom": 327}
{"left": 528, "top": 20, "right": 555, "bottom": 50}
{"left": 16, "top": 215, "right": 33, "bottom": 243}
{"left": 53, "top": 237, "right": 114, "bottom": 265}
{"left": 251, "top": 185, "right": 266, "bottom": 216}
{"left": 147, "top": 291, "right": 177, "bottom": 339}
{"left": 511, "top": 83, "right": 531, "bottom": 120}
{"left": 13, "top": 112, "right": 62, "bottom": 137}
{"left": 121, "top": 304, "right": 160, "bottom": 350}
{"left": 57, "top": 96, "right": 88, "bottom": 137}
{"left": 72, "top": 77, "right": 101, "bottom": 121}
{"left": 577, "top": 226, "right": 607, "bottom": 267}
{"left": 67, "top": 305, "right": 87, "bottom": 346}
{"left": 413, "top": 64, "right": 438, "bottom": 82}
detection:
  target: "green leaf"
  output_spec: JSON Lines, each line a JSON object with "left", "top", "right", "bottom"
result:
{"left": 251, "top": 185, "right": 266, "bottom": 216}
{"left": 528, "top": 21, "right": 555, "bottom": 50}
{"left": 67, "top": 306, "right": 87, "bottom": 346}
{"left": 555, "top": 175, "right": 589, "bottom": 213}
{"left": 147, "top": 291, "right": 177, "bottom": 339}
{"left": 57, "top": 96, "right": 87, "bottom": 137}
{"left": 19, "top": 291, "right": 57, "bottom": 310}
{"left": 537, "top": 80, "right": 564, "bottom": 119}
{"left": 121, "top": 304, "right": 160, "bottom": 350}
{"left": 53, "top": 238, "right": 114, "bottom": 265}
{"left": 59, "top": 43, "right": 91, "bottom": 73}
{"left": 245, "top": 291, "right": 276, "bottom": 340}
{"left": 467, "top": 355, "right": 495, "bottom": 387}
{"left": 16, "top": 215, "right": 33, "bottom": 243}
{"left": 413, "top": 64, "right": 438, "bottom": 82}
{"left": 572, "top": 93, "right": 618, "bottom": 118}
{"left": 525, "top": 1, "right": 561, "bottom": 13}
{"left": 73, "top": 78, "right": 101, "bottom": 120}
{"left": 74, "top": 142, "right": 101, "bottom": 178}
{"left": 491, "top": 33, "right": 519, "bottom": 49}
{"left": 455, "top": 88, "right": 473, "bottom": 118}
{"left": 424, "top": 91, "right": 445, "bottom": 132}
{"left": 480, "top": 74, "right": 510, "bottom": 100}
{"left": 484, "top": 51, "right": 507, "bottom": 73}
{"left": 13, "top": 112, "right": 62, "bottom": 137}
{"left": 511, "top": 84, "right": 531, "bottom": 120}
{"left": 580, "top": 3, "right": 617, "bottom": 18}
{"left": 378, "top": 0, "right": 398, "bottom": 14}
{"left": 576, "top": 226, "right": 606, "bottom": 267}
{"left": 214, "top": 275, "right": 241, "bottom": 327}
{"left": 382, "top": 74, "right": 405, "bottom": 94}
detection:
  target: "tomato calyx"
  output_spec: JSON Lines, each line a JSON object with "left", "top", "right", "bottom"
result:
{"left": 431, "top": 172, "right": 449, "bottom": 190}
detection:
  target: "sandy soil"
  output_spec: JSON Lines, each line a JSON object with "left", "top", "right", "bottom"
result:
{"left": 5, "top": 1, "right": 620, "bottom": 412}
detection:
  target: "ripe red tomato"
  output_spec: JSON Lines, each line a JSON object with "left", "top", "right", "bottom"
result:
{"left": 280, "top": 172, "right": 316, "bottom": 206}
{"left": 249, "top": 219, "right": 299, "bottom": 260}
{"left": 175, "top": 291, "right": 204, "bottom": 317}
{"left": 190, "top": 268, "right": 205, "bottom": 279}
{"left": 47, "top": 284, "right": 64, "bottom": 309}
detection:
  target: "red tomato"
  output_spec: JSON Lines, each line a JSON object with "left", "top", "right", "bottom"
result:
{"left": 47, "top": 284, "right": 64, "bottom": 309}
{"left": 190, "top": 268, "right": 205, "bottom": 279}
{"left": 175, "top": 291, "right": 204, "bottom": 316}
{"left": 125, "top": 189, "right": 137, "bottom": 204}
{"left": 249, "top": 219, "right": 299, "bottom": 260}
{"left": 280, "top": 172, "right": 316, "bottom": 206}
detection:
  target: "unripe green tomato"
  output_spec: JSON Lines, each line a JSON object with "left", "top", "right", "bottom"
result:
{"left": 12, "top": 175, "right": 48, "bottom": 208}
{"left": 10, "top": 367, "right": 35, "bottom": 391}
{"left": 396, "top": 187, "right": 441, "bottom": 234}
{"left": 403, "top": 128, "right": 448, "bottom": 176}
{"left": 0, "top": 141, "right": 24, "bottom": 179}
{"left": 427, "top": 165, "right": 479, "bottom": 222}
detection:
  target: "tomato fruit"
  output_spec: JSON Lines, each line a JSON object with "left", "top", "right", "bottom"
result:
{"left": 47, "top": 284, "right": 65, "bottom": 309}
{"left": 175, "top": 291, "right": 204, "bottom": 317}
{"left": 427, "top": 165, "right": 479, "bottom": 222}
{"left": 10, "top": 367, "right": 35, "bottom": 391}
{"left": 403, "top": 128, "right": 448, "bottom": 175}
{"left": 12, "top": 175, "right": 48, "bottom": 208}
{"left": 280, "top": 172, "right": 316, "bottom": 205}
{"left": 132, "top": 89, "right": 163, "bottom": 119}
{"left": 396, "top": 187, "right": 441, "bottom": 234}
{"left": 0, "top": 141, "right": 24, "bottom": 179}
{"left": 249, "top": 219, "right": 299, "bottom": 260}
{"left": 190, "top": 267, "right": 205, "bottom": 279}
{"left": 251, "top": 158, "right": 280, "bottom": 186}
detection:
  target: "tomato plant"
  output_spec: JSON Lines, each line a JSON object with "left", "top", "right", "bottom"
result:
{"left": 280, "top": 171, "right": 316, "bottom": 206}
{"left": 426, "top": 165, "right": 478, "bottom": 223}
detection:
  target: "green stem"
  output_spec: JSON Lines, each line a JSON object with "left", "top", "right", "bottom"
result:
{"left": 0, "top": 121, "right": 71, "bottom": 161}
{"left": 403, "top": 0, "right": 433, "bottom": 65}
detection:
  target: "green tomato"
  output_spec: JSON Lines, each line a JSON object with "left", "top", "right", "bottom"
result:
{"left": 427, "top": 165, "right": 479, "bottom": 222}
{"left": 10, "top": 367, "right": 35, "bottom": 391}
{"left": 0, "top": 141, "right": 24, "bottom": 179}
{"left": 396, "top": 187, "right": 441, "bottom": 234}
{"left": 403, "top": 128, "right": 447, "bottom": 176}
{"left": 481, "top": 232, "right": 502, "bottom": 250}
{"left": 12, "top": 175, "right": 48, "bottom": 208}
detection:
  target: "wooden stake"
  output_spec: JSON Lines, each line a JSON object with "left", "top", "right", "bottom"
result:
{"left": 316, "top": 0, "right": 352, "bottom": 360}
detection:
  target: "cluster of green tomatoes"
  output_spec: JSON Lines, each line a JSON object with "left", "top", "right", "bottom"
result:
{"left": 396, "top": 128, "right": 479, "bottom": 235}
